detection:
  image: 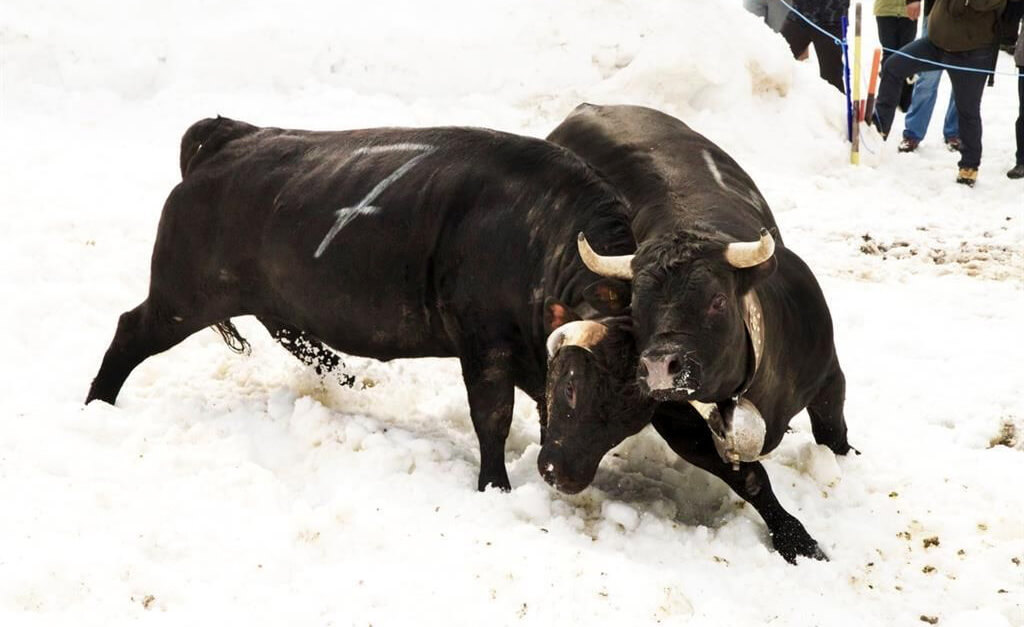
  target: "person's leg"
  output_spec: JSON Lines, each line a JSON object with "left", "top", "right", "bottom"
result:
{"left": 904, "top": 68, "right": 941, "bottom": 140}
{"left": 942, "top": 94, "right": 961, "bottom": 142}
{"left": 896, "top": 17, "right": 919, "bottom": 110}
{"left": 1015, "top": 69, "right": 1023, "bottom": 166}
{"left": 876, "top": 16, "right": 900, "bottom": 61}
{"left": 897, "top": 17, "right": 918, "bottom": 47}
{"left": 811, "top": 22, "right": 846, "bottom": 93}
{"left": 945, "top": 48, "right": 995, "bottom": 172}
{"left": 875, "top": 38, "right": 937, "bottom": 137}
{"left": 781, "top": 18, "right": 813, "bottom": 61}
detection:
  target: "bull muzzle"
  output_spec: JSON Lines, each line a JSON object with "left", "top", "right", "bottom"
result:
{"left": 637, "top": 350, "right": 701, "bottom": 400}
{"left": 537, "top": 445, "right": 599, "bottom": 495}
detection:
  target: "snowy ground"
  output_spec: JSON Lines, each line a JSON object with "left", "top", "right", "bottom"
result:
{"left": 2, "top": 1, "right": 1022, "bottom": 625}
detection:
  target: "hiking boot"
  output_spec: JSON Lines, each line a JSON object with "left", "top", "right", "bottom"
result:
{"left": 945, "top": 137, "right": 962, "bottom": 152}
{"left": 898, "top": 137, "right": 920, "bottom": 153}
{"left": 956, "top": 168, "right": 978, "bottom": 187}
{"left": 1008, "top": 164, "right": 1024, "bottom": 179}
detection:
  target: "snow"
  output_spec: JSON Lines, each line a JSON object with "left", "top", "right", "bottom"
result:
{"left": 2, "top": 0, "right": 1022, "bottom": 625}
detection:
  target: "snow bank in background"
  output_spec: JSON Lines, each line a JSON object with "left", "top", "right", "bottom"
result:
{"left": 2, "top": 0, "right": 1022, "bottom": 625}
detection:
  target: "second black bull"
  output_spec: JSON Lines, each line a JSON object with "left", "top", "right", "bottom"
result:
{"left": 540, "top": 104, "right": 853, "bottom": 562}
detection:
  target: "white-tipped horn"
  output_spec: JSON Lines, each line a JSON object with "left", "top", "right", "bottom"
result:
{"left": 724, "top": 228, "right": 775, "bottom": 268}
{"left": 577, "top": 233, "right": 634, "bottom": 280}
{"left": 546, "top": 320, "right": 609, "bottom": 360}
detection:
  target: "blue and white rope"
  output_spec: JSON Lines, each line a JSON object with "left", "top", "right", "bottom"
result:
{"left": 775, "top": 0, "right": 1024, "bottom": 78}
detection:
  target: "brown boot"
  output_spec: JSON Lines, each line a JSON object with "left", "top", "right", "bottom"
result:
{"left": 956, "top": 168, "right": 978, "bottom": 187}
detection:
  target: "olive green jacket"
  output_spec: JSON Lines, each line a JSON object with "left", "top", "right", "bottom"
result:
{"left": 928, "top": 0, "right": 1008, "bottom": 51}
{"left": 873, "top": 0, "right": 916, "bottom": 17}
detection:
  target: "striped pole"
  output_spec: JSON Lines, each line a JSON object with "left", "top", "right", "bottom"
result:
{"left": 850, "top": 2, "right": 862, "bottom": 165}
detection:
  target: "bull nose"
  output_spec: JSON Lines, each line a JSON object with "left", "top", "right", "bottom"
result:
{"left": 639, "top": 351, "right": 699, "bottom": 393}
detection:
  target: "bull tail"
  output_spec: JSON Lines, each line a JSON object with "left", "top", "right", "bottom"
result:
{"left": 213, "top": 319, "right": 252, "bottom": 355}
{"left": 179, "top": 115, "right": 259, "bottom": 178}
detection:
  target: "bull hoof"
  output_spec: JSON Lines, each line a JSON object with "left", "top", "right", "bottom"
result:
{"left": 477, "top": 473, "right": 512, "bottom": 493}
{"left": 772, "top": 525, "right": 828, "bottom": 564}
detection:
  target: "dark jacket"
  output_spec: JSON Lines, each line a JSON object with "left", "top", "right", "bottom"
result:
{"left": 790, "top": 0, "right": 851, "bottom": 24}
{"left": 928, "top": 0, "right": 1008, "bottom": 51}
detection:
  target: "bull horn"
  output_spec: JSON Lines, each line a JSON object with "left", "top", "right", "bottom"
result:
{"left": 724, "top": 228, "right": 775, "bottom": 268}
{"left": 578, "top": 233, "right": 634, "bottom": 280}
{"left": 546, "top": 320, "right": 608, "bottom": 360}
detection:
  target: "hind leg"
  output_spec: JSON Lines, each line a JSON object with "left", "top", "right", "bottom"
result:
{"left": 86, "top": 299, "right": 218, "bottom": 405}
{"left": 806, "top": 364, "right": 852, "bottom": 455}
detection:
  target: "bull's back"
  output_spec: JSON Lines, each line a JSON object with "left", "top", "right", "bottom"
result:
{"left": 155, "top": 121, "right": 552, "bottom": 360}
{"left": 549, "top": 104, "right": 780, "bottom": 244}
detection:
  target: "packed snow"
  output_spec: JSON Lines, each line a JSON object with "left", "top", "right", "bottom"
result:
{"left": 2, "top": 0, "right": 1022, "bottom": 625}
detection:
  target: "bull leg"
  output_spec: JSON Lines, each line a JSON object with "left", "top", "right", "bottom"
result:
{"left": 806, "top": 365, "right": 852, "bottom": 455}
{"left": 86, "top": 299, "right": 217, "bottom": 405}
{"left": 257, "top": 317, "right": 355, "bottom": 386}
{"left": 651, "top": 407, "right": 826, "bottom": 564}
{"left": 460, "top": 345, "right": 515, "bottom": 492}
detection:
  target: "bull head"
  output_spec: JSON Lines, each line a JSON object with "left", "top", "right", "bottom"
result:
{"left": 630, "top": 229, "right": 776, "bottom": 404}
{"left": 539, "top": 317, "right": 656, "bottom": 494}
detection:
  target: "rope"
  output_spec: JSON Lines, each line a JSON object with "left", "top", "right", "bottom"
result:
{"left": 775, "top": 0, "right": 1024, "bottom": 78}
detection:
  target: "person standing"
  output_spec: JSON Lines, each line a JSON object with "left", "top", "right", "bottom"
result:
{"left": 899, "top": 0, "right": 961, "bottom": 153}
{"left": 1009, "top": 29, "right": 1024, "bottom": 179}
{"left": 873, "top": 0, "right": 1009, "bottom": 186}
{"left": 744, "top": 0, "right": 791, "bottom": 32}
{"left": 781, "top": 0, "right": 851, "bottom": 93}
{"left": 874, "top": 0, "right": 921, "bottom": 111}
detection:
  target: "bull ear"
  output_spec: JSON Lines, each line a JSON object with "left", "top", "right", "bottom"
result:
{"left": 582, "top": 279, "right": 632, "bottom": 315}
{"left": 544, "top": 298, "right": 581, "bottom": 333}
{"left": 737, "top": 255, "right": 778, "bottom": 293}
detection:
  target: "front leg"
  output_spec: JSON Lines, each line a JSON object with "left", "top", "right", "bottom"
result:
{"left": 460, "top": 345, "right": 515, "bottom": 492}
{"left": 652, "top": 405, "right": 826, "bottom": 564}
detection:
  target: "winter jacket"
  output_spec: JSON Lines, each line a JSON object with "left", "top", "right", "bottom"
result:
{"left": 789, "top": 0, "right": 851, "bottom": 24}
{"left": 928, "top": 0, "right": 1008, "bottom": 51}
{"left": 873, "top": 0, "right": 919, "bottom": 17}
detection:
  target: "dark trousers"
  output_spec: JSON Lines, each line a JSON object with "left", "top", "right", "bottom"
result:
{"left": 781, "top": 18, "right": 845, "bottom": 93}
{"left": 874, "top": 38, "right": 995, "bottom": 169}
{"left": 876, "top": 16, "right": 917, "bottom": 110}
{"left": 1017, "top": 68, "right": 1024, "bottom": 165}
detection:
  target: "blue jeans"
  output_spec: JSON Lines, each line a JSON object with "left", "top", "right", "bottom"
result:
{"left": 901, "top": 19, "right": 959, "bottom": 142}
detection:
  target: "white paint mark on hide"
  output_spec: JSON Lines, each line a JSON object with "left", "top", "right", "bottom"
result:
{"left": 352, "top": 143, "right": 435, "bottom": 156}
{"left": 314, "top": 143, "right": 437, "bottom": 258}
{"left": 701, "top": 149, "right": 726, "bottom": 191}
{"left": 702, "top": 149, "right": 770, "bottom": 216}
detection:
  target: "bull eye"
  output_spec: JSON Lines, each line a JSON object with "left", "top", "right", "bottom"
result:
{"left": 709, "top": 293, "right": 727, "bottom": 314}
{"left": 564, "top": 380, "right": 577, "bottom": 409}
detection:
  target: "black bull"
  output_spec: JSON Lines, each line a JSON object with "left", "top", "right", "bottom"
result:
{"left": 540, "top": 104, "right": 852, "bottom": 562}
{"left": 85, "top": 117, "right": 639, "bottom": 492}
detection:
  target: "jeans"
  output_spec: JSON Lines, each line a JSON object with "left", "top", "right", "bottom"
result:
{"left": 875, "top": 38, "right": 994, "bottom": 169}
{"left": 901, "top": 18, "right": 959, "bottom": 142}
